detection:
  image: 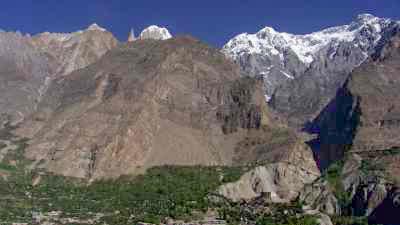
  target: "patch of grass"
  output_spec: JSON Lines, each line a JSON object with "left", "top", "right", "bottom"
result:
{"left": 331, "top": 216, "right": 369, "bottom": 225}
{"left": 219, "top": 166, "right": 247, "bottom": 183}
{"left": 255, "top": 213, "right": 319, "bottom": 225}
{"left": 0, "top": 162, "right": 17, "bottom": 171}
{"left": 382, "top": 147, "right": 400, "bottom": 156}
{"left": 322, "top": 160, "right": 352, "bottom": 209}
{"left": 360, "top": 160, "right": 385, "bottom": 175}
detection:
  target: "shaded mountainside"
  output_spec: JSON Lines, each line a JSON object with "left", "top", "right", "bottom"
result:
{"left": 300, "top": 24, "right": 400, "bottom": 225}
{"left": 18, "top": 36, "right": 318, "bottom": 180}
{"left": 308, "top": 25, "right": 400, "bottom": 171}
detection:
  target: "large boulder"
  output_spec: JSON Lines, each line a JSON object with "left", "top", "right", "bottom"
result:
{"left": 299, "top": 179, "right": 341, "bottom": 215}
{"left": 216, "top": 162, "right": 319, "bottom": 203}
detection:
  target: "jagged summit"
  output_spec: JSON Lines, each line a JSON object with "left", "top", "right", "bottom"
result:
{"left": 36, "top": 23, "right": 109, "bottom": 42}
{"left": 139, "top": 25, "right": 172, "bottom": 40}
{"left": 356, "top": 13, "right": 379, "bottom": 23}
{"left": 127, "top": 28, "right": 136, "bottom": 42}
{"left": 87, "top": 23, "right": 107, "bottom": 32}
{"left": 224, "top": 14, "right": 392, "bottom": 66}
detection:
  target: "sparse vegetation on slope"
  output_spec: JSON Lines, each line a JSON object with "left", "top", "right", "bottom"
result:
{"left": 322, "top": 159, "right": 352, "bottom": 210}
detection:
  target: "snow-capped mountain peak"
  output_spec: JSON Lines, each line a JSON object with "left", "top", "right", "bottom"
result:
{"left": 224, "top": 14, "right": 392, "bottom": 66}
{"left": 139, "top": 25, "right": 172, "bottom": 40}
{"left": 356, "top": 13, "right": 379, "bottom": 23}
{"left": 223, "top": 14, "right": 398, "bottom": 102}
{"left": 87, "top": 23, "right": 107, "bottom": 32}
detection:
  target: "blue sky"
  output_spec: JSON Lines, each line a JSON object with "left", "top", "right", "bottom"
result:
{"left": 1, "top": 0, "right": 399, "bottom": 47}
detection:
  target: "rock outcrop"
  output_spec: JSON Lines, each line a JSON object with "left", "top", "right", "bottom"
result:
{"left": 216, "top": 161, "right": 319, "bottom": 203}
{"left": 299, "top": 179, "right": 341, "bottom": 215}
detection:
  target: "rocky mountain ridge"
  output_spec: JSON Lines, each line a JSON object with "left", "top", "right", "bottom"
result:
{"left": 223, "top": 14, "right": 400, "bottom": 126}
{"left": 0, "top": 24, "right": 174, "bottom": 126}
{"left": 31, "top": 23, "right": 118, "bottom": 76}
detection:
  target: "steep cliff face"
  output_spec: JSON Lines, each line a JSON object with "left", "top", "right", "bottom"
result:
{"left": 304, "top": 81, "right": 360, "bottom": 170}
{"left": 18, "top": 37, "right": 308, "bottom": 180}
{"left": 348, "top": 27, "right": 400, "bottom": 153}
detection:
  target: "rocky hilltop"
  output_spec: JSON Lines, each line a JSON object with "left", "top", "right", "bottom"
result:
{"left": 0, "top": 24, "right": 118, "bottom": 126}
{"left": 31, "top": 23, "right": 118, "bottom": 76}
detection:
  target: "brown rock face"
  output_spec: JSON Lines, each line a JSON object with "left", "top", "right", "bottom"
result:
{"left": 0, "top": 26, "right": 118, "bottom": 126}
{"left": 19, "top": 36, "right": 307, "bottom": 180}
{"left": 349, "top": 30, "right": 400, "bottom": 153}
{"left": 31, "top": 25, "right": 118, "bottom": 76}
{"left": 0, "top": 32, "right": 53, "bottom": 125}
{"left": 217, "top": 162, "right": 320, "bottom": 203}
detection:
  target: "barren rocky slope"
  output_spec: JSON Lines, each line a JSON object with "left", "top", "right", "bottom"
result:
{"left": 31, "top": 23, "right": 118, "bottom": 76}
{"left": 0, "top": 32, "right": 52, "bottom": 126}
{"left": 18, "top": 36, "right": 318, "bottom": 180}
{"left": 0, "top": 25, "right": 118, "bottom": 126}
